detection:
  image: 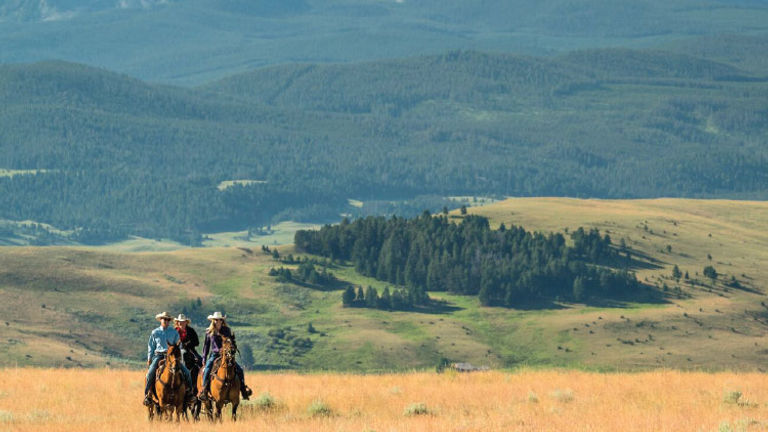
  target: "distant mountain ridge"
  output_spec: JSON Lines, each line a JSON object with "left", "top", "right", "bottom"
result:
{"left": 206, "top": 50, "right": 744, "bottom": 111}
{"left": 1, "top": 0, "right": 767, "bottom": 84}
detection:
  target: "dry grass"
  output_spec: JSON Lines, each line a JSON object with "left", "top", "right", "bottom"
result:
{"left": 1, "top": 369, "right": 768, "bottom": 431}
{"left": 468, "top": 197, "right": 768, "bottom": 284}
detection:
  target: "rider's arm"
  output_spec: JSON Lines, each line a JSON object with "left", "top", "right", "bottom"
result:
{"left": 147, "top": 330, "right": 156, "bottom": 362}
{"left": 188, "top": 327, "right": 199, "bottom": 348}
{"left": 202, "top": 332, "right": 210, "bottom": 362}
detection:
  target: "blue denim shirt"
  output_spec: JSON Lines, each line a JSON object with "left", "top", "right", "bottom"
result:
{"left": 147, "top": 326, "right": 180, "bottom": 361}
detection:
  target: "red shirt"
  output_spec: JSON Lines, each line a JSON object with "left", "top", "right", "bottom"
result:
{"left": 177, "top": 326, "right": 188, "bottom": 341}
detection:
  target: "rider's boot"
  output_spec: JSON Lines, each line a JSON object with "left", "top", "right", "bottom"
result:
{"left": 240, "top": 385, "right": 252, "bottom": 401}
{"left": 143, "top": 392, "right": 153, "bottom": 406}
{"left": 185, "top": 386, "right": 196, "bottom": 405}
{"left": 197, "top": 380, "right": 210, "bottom": 401}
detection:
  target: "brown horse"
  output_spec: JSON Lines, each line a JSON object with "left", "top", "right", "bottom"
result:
{"left": 148, "top": 342, "right": 187, "bottom": 422}
{"left": 197, "top": 336, "right": 240, "bottom": 421}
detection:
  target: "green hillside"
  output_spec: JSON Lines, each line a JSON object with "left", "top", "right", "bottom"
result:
{"left": 1, "top": 49, "right": 767, "bottom": 243}
{"left": 664, "top": 34, "right": 768, "bottom": 75}
{"left": 2, "top": 198, "right": 767, "bottom": 372}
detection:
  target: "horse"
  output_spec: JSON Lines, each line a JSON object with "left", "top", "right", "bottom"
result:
{"left": 148, "top": 342, "right": 187, "bottom": 422}
{"left": 197, "top": 336, "right": 240, "bottom": 421}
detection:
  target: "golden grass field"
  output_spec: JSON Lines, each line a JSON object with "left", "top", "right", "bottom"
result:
{"left": 1, "top": 369, "right": 767, "bottom": 431}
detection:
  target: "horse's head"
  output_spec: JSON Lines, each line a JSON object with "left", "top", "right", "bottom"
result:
{"left": 166, "top": 342, "right": 181, "bottom": 370}
{"left": 221, "top": 336, "right": 237, "bottom": 368}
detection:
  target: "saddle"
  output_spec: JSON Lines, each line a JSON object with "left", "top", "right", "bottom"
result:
{"left": 200, "top": 357, "right": 223, "bottom": 382}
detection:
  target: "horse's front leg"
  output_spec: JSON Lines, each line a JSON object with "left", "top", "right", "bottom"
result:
{"left": 232, "top": 402, "right": 238, "bottom": 422}
{"left": 193, "top": 400, "right": 201, "bottom": 422}
{"left": 215, "top": 402, "right": 223, "bottom": 422}
{"left": 204, "top": 400, "right": 213, "bottom": 421}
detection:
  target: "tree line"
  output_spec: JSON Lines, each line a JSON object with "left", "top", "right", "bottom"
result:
{"left": 295, "top": 213, "right": 647, "bottom": 307}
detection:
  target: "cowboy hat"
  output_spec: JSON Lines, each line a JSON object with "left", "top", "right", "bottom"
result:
{"left": 207, "top": 311, "right": 227, "bottom": 321}
{"left": 173, "top": 313, "right": 191, "bottom": 324}
{"left": 155, "top": 311, "right": 173, "bottom": 321}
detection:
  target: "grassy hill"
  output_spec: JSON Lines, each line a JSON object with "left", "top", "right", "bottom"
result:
{"left": 2, "top": 198, "right": 767, "bottom": 372}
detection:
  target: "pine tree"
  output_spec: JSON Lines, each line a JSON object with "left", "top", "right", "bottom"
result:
{"left": 365, "top": 286, "right": 379, "bottom": 308}
{"left": 379, "top": 287, "right": 392, "bottom": 310}
{"left": 478, "top": 284, "right": 491, "bottom": 306}
{"left": 572, "top": 276, "right": 586, "bottom": 301}
{"left": 672, "top": 265, "right": 682, "bottom": 281}
{"left": 703, "top": 265, "right": 718, "bottom": 280}
{"left": 342, "top": 286, "right": 356, "bottom": 307}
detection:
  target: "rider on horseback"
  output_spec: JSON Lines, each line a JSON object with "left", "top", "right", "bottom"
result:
{"left": 143, "top": 311, "right": 196, "bottom": 406}
{"left": 197, "top": 311, "right": 252, "bottom": 401}
{"left": 174, "top": 313, "right": 202, "bottom": 393}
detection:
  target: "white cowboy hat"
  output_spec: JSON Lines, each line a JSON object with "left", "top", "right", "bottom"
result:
{"left": 207, "top": 311, "right": 227, "bottom": 321}
{"left": 173, "top": 313, "right": 191, "bottom": 323}
{"left": 155, "top": 311, "right": 173, "bottom": 321}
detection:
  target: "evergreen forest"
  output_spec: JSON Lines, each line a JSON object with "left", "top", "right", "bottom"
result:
{"left": 295, "top": 213, "right": 648, "bottom": 307}
{"left": 1, "top": 46, "right": 767, "bottom": 243}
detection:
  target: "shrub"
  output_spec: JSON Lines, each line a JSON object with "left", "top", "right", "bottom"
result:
{"left": 404, "top": 403, "right": 430, "bottom": 416}
{"left": 254, "top": 392, "right": 278, "bottom": 411}
{"left": 26, "top": 410, "right": 50, "bottom": 422}
{"left": 307, "top": 399, "right": 333, "bottom": 417}
{"left": 528, "top": 392, "right": 539, "bottom": 403}
{"left": 0, "top": 411, "right": 13, "bottom": 423}
{"left": 239, "top": 392, "right": 286, "bottom": 419}
{"left": 435, "top": 357, "right": 451, "bottom": 373}
{"left": 723, "top": 390, "right": 742, "bottom": 404}
{"left": 550, "top": 389, "right": 574, "bottom": 403}
{"left": 703, "top": 265, "right": 718, "bottom": 280}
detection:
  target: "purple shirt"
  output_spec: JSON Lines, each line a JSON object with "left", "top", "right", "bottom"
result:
{"left": 202, "top": 325, "right": 234, "bottom": 362}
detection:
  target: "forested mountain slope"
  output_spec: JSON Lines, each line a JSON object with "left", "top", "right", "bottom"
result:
{"left": 1, "top": 49, "right": 767, "bottom": 243}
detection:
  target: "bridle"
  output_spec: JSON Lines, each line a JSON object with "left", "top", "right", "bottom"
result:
{"left": 157, "top": 345, "right": 182, "bottom": 394}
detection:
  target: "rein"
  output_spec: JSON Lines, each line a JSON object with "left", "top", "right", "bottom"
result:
{"left": 211, "top": 343, "right": 237, "bottom": 392}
